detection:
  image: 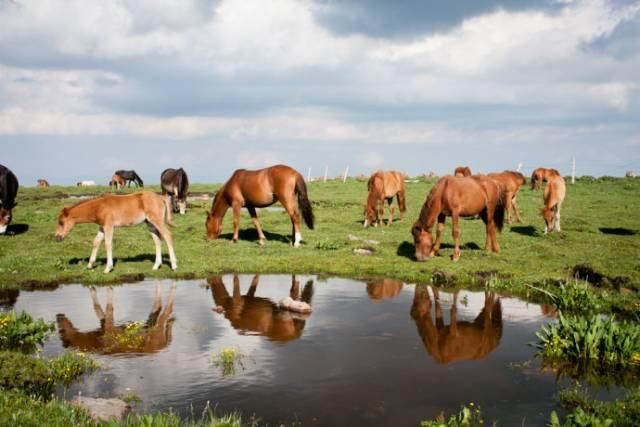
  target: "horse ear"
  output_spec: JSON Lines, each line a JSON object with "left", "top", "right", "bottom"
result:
{"left": 62, "top": 207, "right": 69, "bottom": 216}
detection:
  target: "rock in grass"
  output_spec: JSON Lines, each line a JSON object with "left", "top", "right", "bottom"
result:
{"left": 278, "top": 297, "right": 312, "bottom": 314}
{"left": 353, "top": 247, "right": 375, "bottom": 255}
{"left": 71, "top": 396, "right": 130, "bottom": 422}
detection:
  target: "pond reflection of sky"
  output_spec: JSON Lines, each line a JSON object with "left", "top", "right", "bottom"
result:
{"left": 15, "top": 275, "right": 567, "bottom": 426}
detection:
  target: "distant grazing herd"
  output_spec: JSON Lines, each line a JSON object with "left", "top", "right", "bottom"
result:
{"left": 0, "top": 163, "right": 566, "bottom": 272}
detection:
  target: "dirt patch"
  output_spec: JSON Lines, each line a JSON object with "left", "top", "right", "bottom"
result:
{"left": 570, "top": 264, "right": 631, "bottom": 290}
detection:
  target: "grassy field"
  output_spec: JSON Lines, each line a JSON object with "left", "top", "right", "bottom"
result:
{"left": 1, "top": 176, "right": 639, "bottom": 311}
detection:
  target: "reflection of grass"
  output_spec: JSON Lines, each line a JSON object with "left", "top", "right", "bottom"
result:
{"left": 212, "top": 347, "right": 246, "bottom": 377}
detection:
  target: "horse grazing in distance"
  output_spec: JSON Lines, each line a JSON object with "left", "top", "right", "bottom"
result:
{"left": 109, "top": 174, "right": 125, "bottom": 191}
{"left": 206, "top": 165, "right": 314, "bottom": 247}
{"left": 56, "top": 283, "right": 176, "bottom": 355}
{"left": 210, "top": 274, "right": 314, "bottom": 342}
{"left": 411, "top": 175, "right": 505, "bottom": 261}
{"left": 488, "top": 170, "right": 527, "bottom": 225}
{"left": 541, "top": 175, "right": 566, "bottom": 234}
{"left": 115, "top": 170, "right": 144, "bottom": 187}
{"left": 531, "top": 167, "right": 561, "bottom": 190}
{"left": 76, "top": 180, "right": 96, "bottom": 187}
{"left": 37, "top": 179, "right": 50, "bottom": 188}
{"left": 55, "top": 191, "right": 177, "bottom": 273}
{"left": 363, "top": 170, "right": 406, "bottom": 227}
{"left": 161, "top": 168, "right": 190, "bottom": 215}
{"left": 0, "top": 165, "right": 19, "bottom": 234}
{"left": 366, "top": 279, "right": 403, "bottom": 302}
{"left": 411, "top": 287, "right": 502, "bottom": 364}
{"left": 454, "top": 166, "right": 472, "bottom": 177}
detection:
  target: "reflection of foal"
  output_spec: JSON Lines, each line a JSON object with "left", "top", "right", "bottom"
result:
{"left": 210, "top": 274, "right": 313, "bottom": 342}
{"left": 411, "top": 287, "right": 502, "bottom": 364}
{"left": 56, "top": 282, "right": 177, "bottom": 354}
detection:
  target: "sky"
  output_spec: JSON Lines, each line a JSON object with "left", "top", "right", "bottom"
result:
{"left": 1, "top": 0, "right": 639, "bottom": 185}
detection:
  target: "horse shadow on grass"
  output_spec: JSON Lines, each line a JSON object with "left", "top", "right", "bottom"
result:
{"left": 218, "top": 228, "right": 290, "bottom": 244}
{"left": 599, "top": 227, "right": 636, "bottom": 236}
{"left": 396, "top": 241, "right": 481, "bottom": 260}
{"left": 2, "top": 223, "right": 29, "bottom": 236}
{"left": 510, "top": 225, "right": 540, "bottom": 237}
{"left": 68, "top": 254, "right": 174, "bottom": 269}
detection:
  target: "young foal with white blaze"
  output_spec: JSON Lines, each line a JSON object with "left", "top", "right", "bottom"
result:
{"left": 55, "top": 192, "right": 177, "bottom": 273}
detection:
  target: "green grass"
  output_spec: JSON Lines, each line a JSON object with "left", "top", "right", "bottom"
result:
{"left": 551, "top": 385, "right": 640, "bottom": 427}
{"left": 1, "top": 177, "right": 639, "bottom": 313}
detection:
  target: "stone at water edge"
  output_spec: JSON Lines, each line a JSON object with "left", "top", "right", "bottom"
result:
{"left": 71, "top": 396, "right": 130, "bottom": 422}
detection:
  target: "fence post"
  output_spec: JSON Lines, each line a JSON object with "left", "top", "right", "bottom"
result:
{"left": 517, "top": 162, "right": 523, "bottom": 172}
{"left": 307, "top": 168, "right": 311, "bottom": 182}
{"left": 343, "top": 166, "right": 349, "bottom": 183}
{"left": 571, "top": 158, "right": 576, "bottom": 184}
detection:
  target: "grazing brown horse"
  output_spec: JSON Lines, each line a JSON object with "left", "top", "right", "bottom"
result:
{"left": 205, "top": 165, "right": 314, "bottom": 246}
{"left": 488, "top": 170, "right": 526, "bottom": 225}
{"left": 210, "top": 274, "right": 313, "bottom": 342}
{"left": 161, "top": 168, "right": 189, "bottom": 215}
{"left": 37, "top": 179, "right": 50, "bottom": 188}
{"left": 541, "top": 174, "right": 566, "bottom": 234}
{"left": 454, "top": 166, "right": 472, "bottom": 177}
{"left": 412, "top": 175, "right": 505, "bottom": 261}
{"left": 531, "top": 167, "right": 561, "bottom": 190}
{"left": 0, "top": 164, "right": 19, "bottom": 234}
{"left": 363, "top": 170, "right": 407, "bottom": 227}
{"left": 114, "top": 170, "right": 143, "bottom": 187}
{"left": 411, "top": 287, "right": 502, "bottom": 364}
{"left": 56, "top": 283, "right": 176, "bottom": 354}
{"left": 109, "top": 174, "right": 125, "bottom": 191}
{"left": 55, "top": 191, "right": 177, "bottom": 273}
{"left": 366, "top": 279, "right": 403, "bottom": 301}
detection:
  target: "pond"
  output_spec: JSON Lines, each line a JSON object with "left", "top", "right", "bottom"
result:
{"left": 11, "top": 275, "right": 569, "bottom": 426}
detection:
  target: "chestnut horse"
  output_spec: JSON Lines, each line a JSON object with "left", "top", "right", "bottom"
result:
{"left": 454, "top": 166, "right": 472, "bottom": 177}
{"left": 210, "top": 274, "right": 313, "bottom": 342}
{"left": 488, "top": 170, "right": 526, "bottom": 225}
{"left": 531, "top": 167, "right": 561, "bottom": 190}
{"left": 109, "top": 174, "right": 125, "bottom": 191}
{"left": 541, "top": 174, "right": 566, "bottom": 234}
{"left": 55, "top": 191, "right": 177, "bottom": 273}
{"left": 411, "top": 175, "right": 505, "bottom": 261}
{"left": 411, "top": 287, "right": 502, "bottom": 364}
{"left": 0, "top": 165, "right": 18, "bottom": 234}
{"left": 56, "top": 283, "right": 176, "bottom": 354}
{"left": 205, "top": 165, "right": 314, "bottom": 246}
{"left": 363, "top": 170, "right": 407, "bottom": 227}
{"left": 161, "top": 168, "right": 189, "bottom": 215}
{"left": 37, "top": 179, "right": 49, "bottom": 188}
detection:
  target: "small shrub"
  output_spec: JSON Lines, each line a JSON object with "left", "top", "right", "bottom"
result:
{"left": 0, "top": 351, "right": 54, "bottom": 398}
{"left": 212, "top": 347, "right": 246, "bottom": 377}
{"left": 48, "top": 351, "right": 100, "bottom": 387}
{"left": 0, "top": 311, "right": 54, "bottom": 353}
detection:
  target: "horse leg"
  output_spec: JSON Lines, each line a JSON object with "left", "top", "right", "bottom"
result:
{"left": 431, "top": 214, "right": 446, "bottom": 257}
{"left": 247, "top": 274, "right": 259, "bottom": 298}
{"left": 387, "top": 199, "right": 394, "bottom": 226}
{"left": 433, "top": 288, "right": 443, "bottom": 329}
{"left": 513, "top": 195, "right": 524, "bottom": 223}
{"left": 105, "top": 287, "right": 114, "bottom": 331}
{"left": 554, "top": 204, "right": 561, "bottom": 232}
{"left": 505, "top": 192, "right": 513, "bottom": 225}
{"left": 247, "top": 206, "right": 266, "bottom": 245}
{"left": 290, "top": 275, "right": 300, "bottom": 300}
{"left": 90, "top": 287, "right": 105, "bottom": 323}
{"left": 147, "top": 223, "right": 163, "bottom": 270}
{"left": 451, "top": 213, "right": 461, "bottom": 261}
{"left": 450, "top": 290, "right": 459, "bottom": 337}
{"left": 232, "top": 203, "right": 242, "bottom": 243}
{"left": 378, "top": 196, "right": 385, "bottom": 227}
{"left": 280, "top": 198, "right": 302, "bottom": 247}
{"left": 156, "top": 222, "right": 178, "bottom": 271}
{"left": 88, "top": 228, "right": 104, "bottom": 269}
{"left": 103, "top": 225, "right": 114, "bottom": 273}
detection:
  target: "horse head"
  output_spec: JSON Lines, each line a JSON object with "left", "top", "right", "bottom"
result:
{"left": 412, "top": 222, "right": 433, "bottom": 261}
{"left": 55, "top": 207, "right": 74, "bottom": 241}
{"left": 0, "top": 206, "right": 11, "bottom": 234}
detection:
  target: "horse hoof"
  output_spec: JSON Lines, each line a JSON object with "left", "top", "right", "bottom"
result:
{"left": 171, "top": 266, "right": 178, "bottom": 271}
{"left": 451, "top": 256, "right": 460, "bottom": 262}
{"left": 258, "top": 240, "right": 265, "bottom": 246}
{"left": 103, "top": 267, "right": 113, "bottom": 274}
{"left": 152, "top": 265, "right": 160, "bottom": 271}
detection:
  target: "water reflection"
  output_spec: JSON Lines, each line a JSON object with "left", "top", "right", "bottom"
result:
{"left": 366, "top": 279, "right": 403, "bottom": 301}
{"left": 209, "top": 274, "right": 313, "bottom": 342}
{"left": 0, "top": 289, "right": 19, "bottom": 311}
{"left": 411, "top": 287, "right": 503, "bottom": 364}
{"left": 56, "top": 282, "right": 176, "bottom": 355}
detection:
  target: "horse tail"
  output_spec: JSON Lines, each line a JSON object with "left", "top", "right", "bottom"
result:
{"left": 530, "top": 171, "right": 537, "bottom": 190}
{"left": 493, "top": 184, "right": 506, "bottom": 233}
{"left": 295, "top": 174, "right": 315, "bottom": 230}
{"left": 398, "top": 189, "right": 407, "bottom": 214}
{"left": 136, "top": 172, "right": 144, "bottom": 188}
{"left": 163, "top": 195, "right": 176, "bottom": 227}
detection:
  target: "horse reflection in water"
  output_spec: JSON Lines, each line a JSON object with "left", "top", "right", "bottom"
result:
{"left": 411, "top": 287, "right": 502, "bottom": 364}
{"left": 210, "top": 274, "right": 313, "bottom": 342}
{"left": 56, "top": 282, "right": 176, "bottom": 354}
{"left": 366, "top": 279, "right": 403, "bottom": 302}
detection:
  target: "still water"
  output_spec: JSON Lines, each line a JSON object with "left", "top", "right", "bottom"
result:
{"left": 11, "top": 275, "right": 563, "bottom": 426}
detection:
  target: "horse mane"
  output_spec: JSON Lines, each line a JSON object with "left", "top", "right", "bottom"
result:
{"left": 177, "top": 168, "right": 189, "bottom": 198}
{"left": 418, "top": 178, "right": 446, "bottom": 227}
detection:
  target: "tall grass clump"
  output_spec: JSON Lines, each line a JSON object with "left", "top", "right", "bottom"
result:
{"left": 536, "top": 313, "right": 640, "bottom": 382}
{"left": 0, "top": 311, "right": 54, "bottom": 353}
{"left": 531, "top": 279, "right": 600, "bottom": 314}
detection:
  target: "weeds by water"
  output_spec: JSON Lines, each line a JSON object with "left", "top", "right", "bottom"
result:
{"left": 0, "top": 311, "right": 54, "bottom": 353}
{"left": 529, "top": 279, "right": 600, "bottom": 314}
{"left": 212, "top": 347, "right": 247, "bottom": 377}
{"left": 420, "top": 403, "right": 490, "bottom": 427}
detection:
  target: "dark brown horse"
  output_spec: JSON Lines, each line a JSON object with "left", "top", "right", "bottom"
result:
{"left": 363, "top": 170, "right": 406, "bottom": 227}
{"left": 411, "top": 287, "right": 502, "bottom": 364}
{"left": 488, "top": 170, "right": 526, "bottom": 224}
{"left": 411, "top": 175, "right": 505, "bottom": 261}
{"left": 114, "top": 170, "right": 144, "bottom": 187}
{"left": 161, "top": 168, "right": 190, "bottom": 215}
{"left": 0, "top": 164, "right": 19, "bottom": 234}
{"left": 531, "top": 167, "right": 561, "bottom": 190}
{"left": 210, "top": 274, "right": 313, "bottom": 342}
{"left": 454, "top": 166, "right": 472, "bottom": 177}
{"left": 205, "top": 165, "right": 314, "bottom": 246}
{"left": 56, "top": 283, "right": 176, "bottom": 355}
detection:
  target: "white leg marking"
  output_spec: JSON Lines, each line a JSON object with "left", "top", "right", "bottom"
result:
{"left": 0, "top": 225, "right": 6, "bottom": 234}
{"left": 294, "top": 232, "right": 302, "bottom": 248}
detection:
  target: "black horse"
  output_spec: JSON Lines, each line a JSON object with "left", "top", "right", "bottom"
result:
{"left": 114, "top": 170, "right": 144, "bottom": 187}
{"left": 0, "top": 164, "right": 19, "bottom": 234}
{"left": 160, "top": 168, "right": 190, "bottom": 214}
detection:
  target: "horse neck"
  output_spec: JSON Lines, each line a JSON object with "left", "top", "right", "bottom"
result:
{"left": 211, "top": 193, "right": 229, "bottom": 218}
{"left": 418, "top": 183, "right": 443, "bottom": 230}
{"left": 366, "top": 185, "right": 381, "bottom": 208}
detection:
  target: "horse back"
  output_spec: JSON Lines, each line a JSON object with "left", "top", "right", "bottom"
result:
{"left": 544, "top": 176, "right": 566, "bottom": 206}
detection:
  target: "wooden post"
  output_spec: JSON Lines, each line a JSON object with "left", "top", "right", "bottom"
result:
{"left": 571, "top": 158, "right": 576, "bottom": 184}
{"left": 323, "top": 166, "right": 328, "bottom": 183}
{"left": 517, "top": 162, "right": 523, "bottom": 172}
{"left": 343, "top": 166, "right": 349, "bottom": 183}
{"left": 307, "top": 168, "right": 311, "bottom": 182}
